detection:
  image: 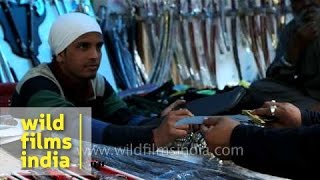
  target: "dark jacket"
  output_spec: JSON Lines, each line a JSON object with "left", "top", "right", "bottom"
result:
{"left": 230, "top": 110, "right": 320, "bottom": 179}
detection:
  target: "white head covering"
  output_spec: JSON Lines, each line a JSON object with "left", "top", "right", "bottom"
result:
{"left": 49, "top": 12, "right": 102, "bottom": 55}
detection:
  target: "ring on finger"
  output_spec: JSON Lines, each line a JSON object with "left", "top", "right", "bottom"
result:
{"left": 270, "top": 104, "right": 277, "bottom": 116}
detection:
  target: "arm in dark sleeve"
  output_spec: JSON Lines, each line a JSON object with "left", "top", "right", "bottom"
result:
{"left": 103, "top": 124, "right": 156, "bottom": 147}
{"left": 301, "top": 109, "right": 320, "bottom": 126}
{"left": 102, "top": 116, "right": 162, "bottom": 147}
{"left": 230, "top": 124, "right": 320, "bottom": 179}
{"left": 100, "top": 79, "right": 133, "bottom": 125}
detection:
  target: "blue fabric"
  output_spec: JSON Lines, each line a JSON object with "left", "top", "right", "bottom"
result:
{"left": 127, "top": 115, "right": 148, "bottom": 125}
{"left": 91, "top": 115, "right": 149, "bottom": 144}
{"left": 91, "top": 118, "right": 111, "bottom": 144}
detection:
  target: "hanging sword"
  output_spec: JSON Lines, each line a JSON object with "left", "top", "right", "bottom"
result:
{"left": 26, "top": 0, "right": 41, "bottom": 66}
{"left": 230, "top": 0, "right": 242, "bottom": 80}
{"left": 0, "top": 0, "right": 28, "bottom": 57}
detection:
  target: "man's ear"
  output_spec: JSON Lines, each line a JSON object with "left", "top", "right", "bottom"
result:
{"left": 56, "top": 50, "right": 66, "bottom": 63}
{"left": 56, "top": 54, "right": 63, "bottom": 63}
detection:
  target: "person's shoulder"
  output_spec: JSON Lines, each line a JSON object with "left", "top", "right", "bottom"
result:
{"left": 91, "top": 73, "right": 110, "bottom": 97}
{"left": 92, "top": 73, "right": 115, "bottom": 88}
{"left": 91, "top": 73, "right": 118, "bottom": 98}
{"left": 20, "top": 63, "right": 49, "bottom": 76}
{"left": 94, "top": 73, "right": 105, "bottom": 82}
{"left": 11, "top": 75, "right": 61, "bottom": 107}
{"left": 16, "top": 63, "right": 61, "bottom": 95}
{"left": 16, "top": 64, "right": 55, "bottom": 92}
{"left": 19, "top": 76, "right": 60, "bottom": 94}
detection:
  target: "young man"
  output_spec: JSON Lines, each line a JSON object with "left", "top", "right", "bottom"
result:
{"left": 11, "top": 12, "right": 192, "bottom": 148}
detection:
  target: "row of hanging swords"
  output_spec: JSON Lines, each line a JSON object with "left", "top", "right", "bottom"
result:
{"left": 98, "top": 0, "right": 292, "bottom": 89}
{"left": 0, "top": 0, "right": 291, "bottom": 89}
{"left": 0, "top": 0, "right": 94, "bottom": 83}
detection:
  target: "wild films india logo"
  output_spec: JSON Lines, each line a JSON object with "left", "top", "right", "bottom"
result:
{"left": 19, "top": 111, "right": 86, "bottom": 169}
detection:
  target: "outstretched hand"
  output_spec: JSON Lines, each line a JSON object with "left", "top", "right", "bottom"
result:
{"left": 201, "top": 117, "right": 240, "bottom": 160}
{"left": 153, "top": 109, "right": 193, "bottom": 147}
{"left": 251, "top": 101, "right": 302, "bottom": 128}
{"left": 161, "top": 99, "right": 186, "bottom": 117}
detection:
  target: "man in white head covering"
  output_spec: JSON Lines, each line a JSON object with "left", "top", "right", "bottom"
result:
{"left": 48, "top": 12, "right": 103, "bottom": 80}
{"left": 11, "top": 12, "right": 193, "bottom": 148}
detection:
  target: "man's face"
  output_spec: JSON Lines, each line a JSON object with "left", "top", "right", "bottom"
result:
{"left": 291, "top": 0, "right": 320, "bottom": 15}
{"left": 57, "top": 32, "right": 104, "bottom": 81}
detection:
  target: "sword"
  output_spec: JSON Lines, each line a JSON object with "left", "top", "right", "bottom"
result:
{"left": 177, "top": 0, "right": 196, "bottom": 84}
{"left": 156, "top": 2, "right": 175, "bottom": 84}
{"left": 230, "top": 0, "right": 242, "bottom": 80}
{"left": 213, "top": 0, "right": 225, "bottom": 54}
{"left": 248, "top": 0, "right": 265, "bottom": 78}
{"left": 191, "top": 0, "right": 212, "bottom": 86}
{"left": 206, "top": 0, "right": 217, "bottom": 83}
{"left": 202, "top": 0, "right": 216, "bottom": 85}
{"left": 265, "top": 0, "right": 278, "bottom": 48}
{"left": 145, "top": 0, "right": 157, "bottom": 62}
{"left": 26, "top": 0, "right": 41, "bottom": 66}
{"left": 187, "top": 0, "right": 201, "bottom": 84}
{"left": 150, "top": 1, "right": 172, "bottom": 84}
{"left": 0, "top": 0, "right": 28, "bottom": 57}
{"left": 260, "top": 0, "right": 271, "bottom": 66}
{"left": 0, "top": 47, "right": 16, "bottom": 83}
{"left": 219, "top": 0, "right": 231, "bottom": 51}
{"left": 238, "top": 0, "right": 252, "bottom": 46}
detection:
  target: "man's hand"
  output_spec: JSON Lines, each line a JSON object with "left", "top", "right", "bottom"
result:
{"left": 251, "top": 101, "right": 302, "bottom": 128}
{"left": 161, "top": 99, "right": 186, "bottom": 117}
{"left": 153, "top": 109, "right": 193, "bottom": 147}
{"left": 201, "top": 117, "right": 240, "bottom": 160}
